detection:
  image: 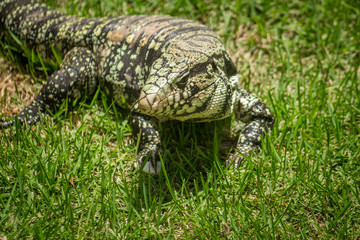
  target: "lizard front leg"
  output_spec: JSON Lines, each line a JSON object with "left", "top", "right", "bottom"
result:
{"left": 130, "top": 112, "right": 162, "bottom": 174}
{"left": 228, "top": 79, "right": 274, "bottom": 168}
{"left": 0, "top": 47, "right": 97, "bottom": 128}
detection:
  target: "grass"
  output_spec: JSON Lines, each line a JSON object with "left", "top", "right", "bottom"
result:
{"left": 0, "top": 0, "right": 359, "bottom": 238}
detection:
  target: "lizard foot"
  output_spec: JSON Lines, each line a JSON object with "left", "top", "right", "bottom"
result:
{"left": 135, "top": 147, "right": 163, "bottom": 175}
{"left": 226, "top": 152, "right": 245, "bottom": 169}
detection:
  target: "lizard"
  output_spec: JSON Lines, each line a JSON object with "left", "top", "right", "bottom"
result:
{"left": 0, "top": 0, "right": 274, "bottom": 174}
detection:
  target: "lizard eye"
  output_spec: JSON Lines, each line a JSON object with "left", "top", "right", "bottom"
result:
{"left": 176, "top": 74, "right": 189, "bottom": 88}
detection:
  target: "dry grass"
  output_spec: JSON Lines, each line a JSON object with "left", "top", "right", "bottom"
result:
{"left": 0, "top": 57, "right": 41, "bottom": 116}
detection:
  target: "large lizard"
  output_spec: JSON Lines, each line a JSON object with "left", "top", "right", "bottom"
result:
{"left": 0, "top": 0, "right": 274, "bottom": 174}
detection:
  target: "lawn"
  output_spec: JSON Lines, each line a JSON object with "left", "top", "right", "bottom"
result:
{"left": 0, "top": 0, "right": 359, "bottom": 239}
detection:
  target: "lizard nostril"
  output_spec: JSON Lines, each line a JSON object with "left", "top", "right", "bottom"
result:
{"left": 138, "top": 91, "right": 160, "bottom": 111}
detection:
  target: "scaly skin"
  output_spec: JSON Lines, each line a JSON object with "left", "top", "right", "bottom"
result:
{"left": 0, "top": 0, "right": 274, "bottom": 173}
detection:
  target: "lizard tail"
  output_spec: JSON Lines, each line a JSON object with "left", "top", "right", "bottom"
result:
{"left": 0, "top": 0, "right": 74, "bottom": 57}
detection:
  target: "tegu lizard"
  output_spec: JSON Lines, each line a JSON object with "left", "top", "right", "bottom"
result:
{"left": 0, "top": 0, "right": 274, "bottom": 174}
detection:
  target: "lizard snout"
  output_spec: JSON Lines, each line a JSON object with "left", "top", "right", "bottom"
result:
{"left": 138, "top": 91, "right": 161, "bottom": 111}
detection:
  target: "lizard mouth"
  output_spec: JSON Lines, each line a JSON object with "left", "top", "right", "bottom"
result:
{"left": 138, "top": 89, "right": 183, "bottom": 116}
{"left": 138, "top": 80, "right": 216, "bottom": 120}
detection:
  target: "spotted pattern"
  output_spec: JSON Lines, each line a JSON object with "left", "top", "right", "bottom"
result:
{"left": 0, "top": 0, "right": 274, "bottom": 172}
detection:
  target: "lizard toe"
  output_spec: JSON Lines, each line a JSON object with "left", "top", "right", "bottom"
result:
{"left": 226, "top": 152, "right": 245, "bottom": 169}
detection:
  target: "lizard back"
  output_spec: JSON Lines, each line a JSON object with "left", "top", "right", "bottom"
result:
{"left": 1, "top": 0, "right": 235, "bottom": 109}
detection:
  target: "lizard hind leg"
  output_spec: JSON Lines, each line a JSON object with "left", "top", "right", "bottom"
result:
{"left": 0, "top": 47, "right": 98, "bottom": 129}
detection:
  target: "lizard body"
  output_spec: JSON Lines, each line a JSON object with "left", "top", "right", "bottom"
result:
{"left": 0, "top": 0, "right": 274, "bottom": 173}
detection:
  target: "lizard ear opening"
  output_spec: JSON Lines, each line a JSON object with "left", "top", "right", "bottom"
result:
{"left": 211, "top": 61, "right": 218, "bottom": 72}
{"left": 224, "top": 54, "right": 237, "bottom": 77}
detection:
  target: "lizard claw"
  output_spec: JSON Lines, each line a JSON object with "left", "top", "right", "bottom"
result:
{"left": 135, "top": 147, "right": 162, "bottom": 175}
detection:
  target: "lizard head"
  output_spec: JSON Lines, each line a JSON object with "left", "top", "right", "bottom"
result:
{"left": 137, "top": 42, "right": 237, "bottom": 121}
